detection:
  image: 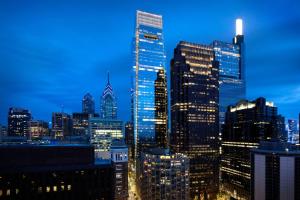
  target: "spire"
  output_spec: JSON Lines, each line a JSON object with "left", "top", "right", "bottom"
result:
{"left": 107, "top": 71, "right": 110, "bottom": 85}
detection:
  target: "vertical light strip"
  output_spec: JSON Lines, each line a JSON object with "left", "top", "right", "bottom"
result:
{"left": 236, "top": 18, "right": 243, "bottom": 36}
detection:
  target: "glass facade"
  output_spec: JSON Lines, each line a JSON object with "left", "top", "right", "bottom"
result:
{"left": 82, "top": 93, "right": 95, "bottom": 114}
{"left": 213, "top": 40, "right": 245, "bottom": 129}
{"left": 100, "top": 73, "right": 117, "bottom": 119}
{"left": 133, "top": 10, "right": 166, "bottom": 156}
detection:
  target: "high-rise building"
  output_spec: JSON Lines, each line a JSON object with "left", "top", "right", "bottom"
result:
{"left": 89, "top": 117, "right": 123, "bottom": 159}
{"left": 288, "top": 119, "right": 298, "bottom": 143}
{"left": 125, "top": 121, "right": 134, "bottom": 163}
{"left": 29, "top": 120, "right": 49, "bottom": 139}
{"left": 110, "top": 140, "right": 129, "bottom": 200}
{"left": 221, "top": 97, "right": 286, "bottom": 199}
{"left": 138, "top": 148, "right": 189, "bottom": 200}
{"left": 133, "top": 10, "right": 166, "bottom": 156}
{"left": 8, "top": 107, "right": 31, "bottom": 138}
{"left": 52, "top": 112, "right": 72, "bottom": 139}
{"left": 100, "top": 73, "right": 117, "bottom": 119}
{"left": 170, "top": 41, "right": 219, "bottom": 199}
{"left": 251, "top": 141, "right": 300, "bottom": 200}
{"left": 0, "top": 125, "right": 7, "bottom": 138}
{"left": 154, "top": 69, "right": 168, "bottom": 148}
{"left": 72, "top": 112, "right": 90, "bottom": 136}
{"left": 82, "top": 93, "right": 95, "bottom": 114}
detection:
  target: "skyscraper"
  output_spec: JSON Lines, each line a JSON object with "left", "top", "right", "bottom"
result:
{"left": 213, "top": 19, "right": 246, "bottom": 130}
{"left": 72, "top": 112, "right": 90, "bottom": 136}
{"left": 154, "top": 69, "right": 168, "bottom": 148}
{"left": 133, "top": 10, "right": 166, "bottom": 156}
{"left": 170, "top": 41, "right": 219, "bottom": 199}
{"left": 288, "top": 119, "right": 298, "bottom": 143}
{"left": 82, "top": 93, "right": 95, "bottom": 114}
{"left": 101, "top": 73, "right": 117, "bottom": 119}
{"left": 29, "top": 120, "right": 49, "bottom": 139}
{"left": 52, "top": 112, "right": 72, "bottom": 139}
{"left": 8, "top": 107, "right": 31, "bottom": 138}
{"left": 221, "top": 97, "right": 286, "bottom": 199}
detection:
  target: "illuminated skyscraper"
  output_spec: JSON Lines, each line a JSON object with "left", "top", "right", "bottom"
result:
{"left": 101, "top": 73, "right": 117, "bottom": 119}
{"left": 170, "top": 41, "right": 219, "bottom": 199}
{"left": 82, "top": 93, "right": 95, "bottom": 114}
{"left": 133, "top": 10, "right": 166, "bottom": 156}
{"left": 52, "top": 112, "right": 72, "bottom": 139}
{"left": 288, "top": 119, "right": 298, "bottom": 143}
{"left": 213, "top": 19, "right": 246, "bottom": 129}
{"left": 221, "top": 97, "right": 286, "bottom": 199}
{"left": 8, "top": 107, "right": 32, "bottom": 138}
{"left": 155, "top": 69, "right": 168, "bottom": 148}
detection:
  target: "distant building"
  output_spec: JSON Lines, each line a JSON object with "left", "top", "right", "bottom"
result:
{"left": 138, "top": 148, "right": 189, "bottom": 200}
{"left": 221, "top": 97, "right": 286, "bottom": 199}
{"left": 288, "top": 119, "right": 298, "bottom": 143}
{"left": 0, "top": 125, "right": 7, "bottom": 138}
{"left": 29, "top": 120, "right": 49, "bottom": 139}
{"left": 110, "top": 140, "right": 129, "bottom": 200}
{"left": 251, "top": 141, "right": 300, "bottom": 200}
{"left": 52, "top": 112, "right": 72, "bottom": 139}
{"left": 155, "top": 69, "right": 168, "bottom": 148}
{"left": 125, "top": 121, "right": 134, "bottom": 163}
{"left": 170, "top": 41, "right": 219, "bottom": 199}
{"left": 89, "top": 117, "right": 123, "bottom": 159}
{"left": 82, "top": 93, "right": 95, "bottom": 114}
{"left": 72, "top": 112, "right": 90, "bottom": 136}
{"left": 133, "top": 10, "right": 166, "bottom": 157}
{"left": 0, "top": 144, "right": 112, "bottom": 200}
{"left": 100, "top": 73, "right": 117, "bottom": 119}
{"left": 8, "top": 107, "right": 31, "bottom": 138}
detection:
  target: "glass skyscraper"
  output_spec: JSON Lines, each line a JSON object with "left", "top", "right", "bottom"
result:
{"left": 133, "top": 10, "right": 166, "bottom": 156}
{"left": 213, "top": 19, "right": 246, "bottom": 129}
{"left": 101, "top": 73, "right": 117, "bottom": 119}
{"left": 82, "top": 93, "right": 95, "bottom": 114}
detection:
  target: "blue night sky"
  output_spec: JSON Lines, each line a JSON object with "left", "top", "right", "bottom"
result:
{"left": 0, "top": 0, "right": 299, "bottom": 125}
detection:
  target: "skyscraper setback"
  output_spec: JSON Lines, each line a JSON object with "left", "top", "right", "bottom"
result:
{"left": 133, "top": 10, "right": 166, "bottom": 156}
{"left": 170, "top": 41, "right": 219, "bottom": 199}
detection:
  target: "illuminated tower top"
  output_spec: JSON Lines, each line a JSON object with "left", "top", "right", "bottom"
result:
{"left": 236, "top": 18, "right": 243, "bottom": 36}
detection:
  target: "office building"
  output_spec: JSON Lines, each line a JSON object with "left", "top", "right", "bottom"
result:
{"left": 52, "top": 112, "right": 72, "bottom": 139}
{"left": 138, "top": 148, "right": 189, "bottom": 200}
{"left": 0, "top": 125, "right": 7, "bottom": 138}
{"left": 8, "top": 107, "right": 31, "bottom": 138}
{"left": 155, "top": 69, "right": 168, "bottom": 148}
{"left": 251, "top": 141, "right": 300, "bottom": 200}
{"left": 100, "top": 73, "right": 117, "bottom": 119}
{"left": 0, "top": 144, "right": 112, "bottom": 200}
{"left": 89, "top": 117, "right": 123, "bottom": 159}
{"left": 110, "top": 140, "right": 129, "bottom": 200}
{"left": 82, "top": 93, "right": 95, "bottom": 114}
{"left": 288, "top": 119, "right": 298, "bottom": 143}
{"left": 133, "top": 10, "right": 166, "bottom": 156}
{"left": 125, "top": 121, "right": 134, "bottom": 163}
{"left": 221, "top": 97, "right": 286, "bottom": 199}
{"left": 170, "top": 41, "right": 219, "bottom": 199}
{"left": 72, "top": 112, "right": 90, "bottom": 136}
{"left": 29, "top": 120, "right": 49, "bottom": 139}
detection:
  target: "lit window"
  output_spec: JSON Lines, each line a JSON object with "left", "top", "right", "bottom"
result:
{"left": 16, "top": 188, "right": 19, "bottom": 194}
{"left": 0, "top": 190, "right": 2, "bottom": 196}
{"left": 61, "top": 185, "right": 65, "bottom": 191}
{"left": 38, "top": 187, "right": 42, "bottom": 193}
{"left": 46, "top": 186, "right": 50, "bottom": 192}
{"left": 67, "top": 185, "right": 71, "bottom": 191}
{"left": 53, "top": 186, "right": 57, "bottom": 192}
{"left": 6, "top": 189, "right": 10, "bottom": 196}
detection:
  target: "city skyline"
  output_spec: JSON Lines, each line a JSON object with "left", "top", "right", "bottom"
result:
{"left": 0, "top": 1, "right": 300, "bottom": 125}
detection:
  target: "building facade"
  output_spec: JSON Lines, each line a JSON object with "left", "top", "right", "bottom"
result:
{"left": 72, "top": 112, "right": 90, "bottom": 136}
{"left": 133, "top": 10, "right": 166, "bottom": 156}
{"left": 89, "top": 117, "right": 123, "bottom": 159}
{"left": 82, "top": 93, "right": 95, "bottom": 114}
{"left": 101, "top": 73, "right": 117, "bottom": 120}
{"left": 110, "top": 140, "right": 129, "bottom": 200}
{"left": 251, "top": 141, "right": 300, "bottom": 200}
{"left": 125, "top": 121, "right": 134, "bottom": 164}
{"left": 221, "top": 97, "right": 286, "bottom": 199}
{"left": 288, "top": 119, "right": 298, "bottom": 143}
{"left": 51, "top": 112, "right": 72, "bottom": 139}
{"left": 155, "top": 69, "right": 168, "bottom": 148}
{"left": 138, "top": 148, "right": 189, "bottom": 200}
{"left": 0, "top": 144, "right": 112, "bottom": 200}
{"left": 170, "top": 41, "right": 219, "bottom": 199}
{"left": 29, "top": 120, "right": 49, "bottom": 139}
{"left": 8, "top": 108, "right": 31, "bottom": 138}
